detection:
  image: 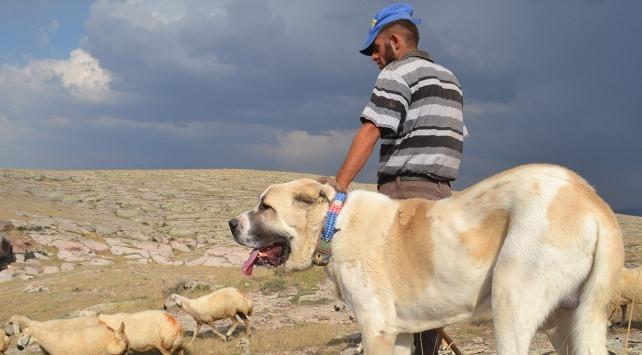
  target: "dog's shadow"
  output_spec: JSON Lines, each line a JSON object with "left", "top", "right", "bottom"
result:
{"left": 610, "top": 320, "right": 642, "bottom": 330}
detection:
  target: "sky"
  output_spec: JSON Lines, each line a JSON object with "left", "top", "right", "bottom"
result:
{"left": 0, "top": 0, "right": 641, "bottom": 212}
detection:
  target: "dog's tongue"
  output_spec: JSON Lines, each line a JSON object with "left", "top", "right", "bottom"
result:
{"left": 243, "top": 249, "right": 260, "bottom": 276}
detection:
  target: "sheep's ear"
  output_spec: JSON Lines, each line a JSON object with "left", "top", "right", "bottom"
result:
{"left": 172, "top": 294, "right": 182, "bottom": 306}
{"left": 3, "top": 323, "right": 13, "bottom": 336}
{"left": 18, "top": 333, "right": 31, "bottom": 346}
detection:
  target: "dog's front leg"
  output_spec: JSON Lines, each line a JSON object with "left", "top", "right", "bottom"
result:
{"left": 334, "top": 262, "right": 401, "bottom": 354}
{"left": 361, "top": 328, "right": 398, "bottom": 355}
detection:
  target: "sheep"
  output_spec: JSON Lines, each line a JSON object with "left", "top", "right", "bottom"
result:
{"left": 5, "top": 314, "right": 100, "bottom": 336}
{"left": 98, "top": 310, "right": 184, "bottom": 355}
{"left": 164, "top": 287, "right": 252, "bottom": 344}
{"left": 609, "top": 266, "right": 642, "bottom": 327}
{"left": 16, "top": 321, "right": 128, "bottom": 355}
{"left": 1, "top": 329, "right": 9, "bottom": 354}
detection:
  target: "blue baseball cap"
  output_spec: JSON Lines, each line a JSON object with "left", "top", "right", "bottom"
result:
{"left": 359, "top": 3, "right": 421, "bottom": 56}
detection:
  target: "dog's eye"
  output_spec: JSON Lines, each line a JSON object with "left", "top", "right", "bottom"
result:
{"left": 259, "top": 202, "right": 272, "bottom": 211}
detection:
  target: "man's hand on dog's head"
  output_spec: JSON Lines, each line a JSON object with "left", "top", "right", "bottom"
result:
{"left": 316, "top": 176, "right": 346, "bottom": 193}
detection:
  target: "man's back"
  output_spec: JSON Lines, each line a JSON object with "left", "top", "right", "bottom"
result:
{"left": 362, "top": 50, "right": 464, "bottom": 182}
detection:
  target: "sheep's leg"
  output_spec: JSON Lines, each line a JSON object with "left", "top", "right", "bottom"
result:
{"left": 620, "top": 304, "right": 628, "bottom": 325}
{"left": 189, "top": 322, "right": 202, "bottom": 345}
{"left": 226, "top": 317, "right": 239, "bottom": 338}
{"left": 238, "top": 312, "right": 251, "bottom": 335}
{"left": 207, "top": 322, "right": 228, "bottom": 342}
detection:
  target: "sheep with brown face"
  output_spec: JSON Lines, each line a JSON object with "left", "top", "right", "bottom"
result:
{"left": 164, "top": 287, "right": 252, "bottom": 344}
{"left": 16, "top": 321, "right": 128, "bottom": 355}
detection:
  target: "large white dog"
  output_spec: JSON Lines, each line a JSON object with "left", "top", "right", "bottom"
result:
{"left": 229, "top": 164, "right": 624, "bottom": 355}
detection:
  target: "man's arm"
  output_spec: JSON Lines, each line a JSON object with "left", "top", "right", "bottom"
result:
{"left": 335, "top": 122, "right": 380, "bottom": 192}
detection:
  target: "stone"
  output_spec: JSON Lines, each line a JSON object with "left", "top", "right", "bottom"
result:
{"left": 170, "top": 240, "right": 191, "bottom": 253}
{"left": 0, "top": 268, "right": 18, "bottom": 282}
{"left": 54, "top": 240, "right": 95, "bottom": 262}
{"left": 0, "top": 220, "right": 14, "bottom": 232}
{"left": 151, "top": 254, "right": 172, "bottom": 265}
{"left": 24, "top": 266, "right": 39, "bottom": 276}
{"left": 115, "top": 208, "right": 139, "bottom": 219}
{"left": 110, "top": 245, "right": 150, "bottom": 258}
{"left": 168, "top": 227, "right": 194, "bottom": 238}
{"left": 42, "top": 266, "right": 60, "bottom": 274}
{"left": 82, "top": 258, "right": 113, "bottom": 266}
{"left": 24, "top": 284, "right": 49, "bottom": 293}
{"left": 78, "top": 239, "right": 109, "bottom": 252}
{"left": 61, "top": 262, "right": 75, "bottom": 272}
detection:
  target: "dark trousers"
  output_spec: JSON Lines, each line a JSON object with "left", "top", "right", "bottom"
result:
{"left": 378, "top": 178, "right": 451, "bottom": 355}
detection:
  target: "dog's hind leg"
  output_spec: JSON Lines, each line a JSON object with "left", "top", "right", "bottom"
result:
{"left": 491, "top": 257, "right": 566, "bottom": 354}
{"left": 543, "top": 309, "right": 575, "bottom": 355}
{"left": 393, "top": 333, "right": 413, "bottom": 355}
{"left": 568, "top": 223, "right": 622, "bottom": 355}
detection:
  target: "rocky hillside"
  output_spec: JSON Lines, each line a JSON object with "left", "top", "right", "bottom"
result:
{"left": 0, "top": 168, "right": 640, "bottom": 354}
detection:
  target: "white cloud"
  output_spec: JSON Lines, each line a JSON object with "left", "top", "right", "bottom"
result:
{"left": 272, "top": 129, "right": 356, "bottom": 167}
{"left": 21, "top": 49, "right": 112, "bottom": 102}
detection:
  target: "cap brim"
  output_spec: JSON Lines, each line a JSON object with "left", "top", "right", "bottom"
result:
{"left": 359, "top": 30, "right": 380, "bottom": 56}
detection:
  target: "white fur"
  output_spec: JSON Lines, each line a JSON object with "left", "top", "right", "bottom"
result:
{"left": 326, "top": 165, "right": 623, "bottom": 354}
{"left": 164, "top": 287, "right": 252, "bottom": 344}
{"left": 98, "top": 310, "right": 183, "bottom": 355}
{"left": 16, "top": 321, "right": 128, "bottom": 355}
{"left": 6, "top": 315, "right": 100, "bottom": 335}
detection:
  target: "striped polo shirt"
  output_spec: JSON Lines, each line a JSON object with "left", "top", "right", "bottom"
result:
{"left": 361, "top": 50, "right": 465, "bottom": 182}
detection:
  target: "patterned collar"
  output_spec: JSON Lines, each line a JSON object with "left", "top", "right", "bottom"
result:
{"left": 313, "top": 191, "right": 347, "bottom": 266}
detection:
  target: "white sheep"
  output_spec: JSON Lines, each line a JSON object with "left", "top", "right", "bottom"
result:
{"left": 164, "top": 287, "right": 252, "bottom": 344}
{"left": 16, "top": 321, "right": 128, "bottom": 355}
{"left": 5, "top": 314, "right": 100, "bottom": 336}
{"left": 98, "top": 310, "right": 184, "bottom": 355}
{"left": 609, "top": 266, "right": 642, "bottom": 326}
{"left": 0, "top": 329, "right": 9, "bottom": 354}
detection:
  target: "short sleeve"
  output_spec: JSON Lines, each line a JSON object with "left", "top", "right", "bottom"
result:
{"left": 360, "top": 69, "right": 410, "bottom": 137}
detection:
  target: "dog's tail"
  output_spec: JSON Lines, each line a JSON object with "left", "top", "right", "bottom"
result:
{"left": 572, "top": 218, "right": 624, "bottom": 354}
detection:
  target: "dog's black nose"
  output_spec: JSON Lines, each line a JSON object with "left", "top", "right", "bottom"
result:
{"left": 228, "top": 218, "right": 239, "bottom": 231}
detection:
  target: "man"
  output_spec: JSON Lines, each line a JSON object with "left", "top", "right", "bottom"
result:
{"left": 321, "top": 3, "right": 466, "bottom": 355}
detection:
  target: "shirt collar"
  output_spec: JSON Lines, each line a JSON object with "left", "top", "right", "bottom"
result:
{"left": 401, "top": 49, "right": 433, "bottom": 62}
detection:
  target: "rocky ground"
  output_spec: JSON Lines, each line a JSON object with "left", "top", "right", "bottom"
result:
{"left": 0, "top": 168, "right": 640, "bottom": 354}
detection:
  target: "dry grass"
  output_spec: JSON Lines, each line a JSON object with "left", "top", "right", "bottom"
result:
{"left": 0, "top": 262, "right": 343, "bottom": 353}
{"left": 187, "top": 322, "right": 357, "bottom": 355}
{"left": 0, "top": 265, "right": 222, "bottom": 320}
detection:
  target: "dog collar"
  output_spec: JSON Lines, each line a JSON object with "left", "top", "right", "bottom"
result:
{"left": 313, "top": 191, "right": 347, "bottom": 266}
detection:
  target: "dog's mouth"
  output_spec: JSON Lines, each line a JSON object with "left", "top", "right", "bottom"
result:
{"left": 243, "top": 242, "right": 291, "bottom": 276}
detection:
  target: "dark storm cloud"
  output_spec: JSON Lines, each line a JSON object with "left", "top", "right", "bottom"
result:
{"left": 0, "top": 0, "right": 641, "bottom": 210}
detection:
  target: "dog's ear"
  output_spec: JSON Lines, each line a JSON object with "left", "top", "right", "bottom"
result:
{"left": 294, "top": 180, "right": 336, "bottom": 205}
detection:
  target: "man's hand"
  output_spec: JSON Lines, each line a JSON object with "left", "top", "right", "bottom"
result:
{"left": 316, "top": 176, "right": 344, "bottom": 192}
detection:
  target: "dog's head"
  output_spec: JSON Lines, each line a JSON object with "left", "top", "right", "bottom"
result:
{"left": 229, "top": 178, "right": 336, "bottom": 274}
